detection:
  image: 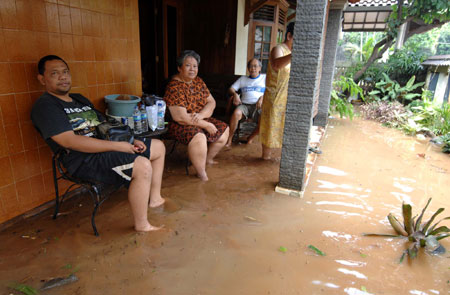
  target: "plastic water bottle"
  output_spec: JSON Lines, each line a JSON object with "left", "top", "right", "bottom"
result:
{"left": 133, "top": 106, "right": 142, "bottom": 134}
{"left": 140, "top": 104, "right": 148, "bottom": 133}
{"left": 156, "top": 100, "right": 165, "bottom": 130}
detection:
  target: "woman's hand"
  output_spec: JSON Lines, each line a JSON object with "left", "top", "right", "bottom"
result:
{"left": 133, "top": 139, "right": 147, "bottom": 153}
{"left": 190, "top": 112, "right": 205, "bottom": 124}
{"left": 204, "top": 122, "right": 218, "bottom": 135}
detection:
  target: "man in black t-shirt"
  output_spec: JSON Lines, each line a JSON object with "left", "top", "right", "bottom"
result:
{"left": 31, "top": 55, "right": 165, "bottom": 232}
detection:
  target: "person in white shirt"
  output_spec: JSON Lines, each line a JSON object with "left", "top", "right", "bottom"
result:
{"left": 226, "top": 58, "right": 266, "bottom": 148}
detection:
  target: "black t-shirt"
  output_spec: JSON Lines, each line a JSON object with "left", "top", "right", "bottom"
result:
{"left": 31, "top": 92, "right": 105, "bottom": 173}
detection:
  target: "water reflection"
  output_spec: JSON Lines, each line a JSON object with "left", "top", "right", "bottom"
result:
{"left": 344, "top": 287, "right": 374, "bottom": 295}
{"left": 316, "top": 180, "right": 354, "bottom": 190}
{"left": 390, "top": 192, "right": 413, "bottom": 204}
{"left": 316, "top": 201, "right": 364, "bottom": 209}
{"left": 311, "top": 280, "right": 340, "bottom": 289}
{"left": 337, "top": 268, "right": 368, "bottom": 279}
{"left": 335, "top": 260, "right": 366, "bottom": 267}
{"left": 318, "top": 166, "right": 348, "bottom": 176}
{"left": 410, "top": 290, "right": 439, "bottom": 295}
{"left": 318, "top": 209, "right": 365, "bottom": 217}
{"left": 322, "top": 230, "right": 353, "bottom": 241}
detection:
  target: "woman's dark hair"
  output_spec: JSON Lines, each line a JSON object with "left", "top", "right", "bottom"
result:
{"left": 285, "top": 22, "right": 295, "bottom": 40}
{"left": 176, "top": 50, "right": 201, "bottom": 67}
{"left": 38, "top": 55, "right": 69, "bottom": 75}
{"left": 247, "top": 58, "right": 262, "bottom": 69}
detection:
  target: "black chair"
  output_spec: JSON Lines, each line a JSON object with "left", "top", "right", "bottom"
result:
{"left": 52, "top": 149, "right": 121, "bottom": 236}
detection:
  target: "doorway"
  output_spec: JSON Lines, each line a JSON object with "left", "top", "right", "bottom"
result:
{"left": 138, "top": 0, "right": 183, "bottom": 96}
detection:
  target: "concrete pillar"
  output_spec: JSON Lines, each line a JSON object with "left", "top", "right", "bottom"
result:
{"left": 278, "top": 0, "right": 328, "bottom": 192}
{"left": 314, "top": 9, "right": 343, "bottom": 127}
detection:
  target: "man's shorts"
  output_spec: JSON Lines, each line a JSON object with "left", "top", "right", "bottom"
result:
{"left": 72, "top": 138, "right": 152, "bottom": 188}
{"left": 236, "top": 103, "right": 261, "bottom": 122}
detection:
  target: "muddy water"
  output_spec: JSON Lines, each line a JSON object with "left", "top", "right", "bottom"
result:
{"left": 0, "top": 117, "right": 449, "bottom": 295}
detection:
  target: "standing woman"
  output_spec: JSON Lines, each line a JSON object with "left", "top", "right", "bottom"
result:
{"left": 259, "top": 22, "right": 294, "bottom": 160}
{"left": 164, "top": 50, "right": 229, "bottom": 181}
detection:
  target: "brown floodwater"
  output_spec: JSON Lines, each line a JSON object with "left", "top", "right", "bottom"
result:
{"left": 0, "top": 117, "right": 449, "bottom": 295}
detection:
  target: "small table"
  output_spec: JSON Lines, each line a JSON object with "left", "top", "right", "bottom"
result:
{"left": 137, "top": 127, "right": 168, "bottom": 139}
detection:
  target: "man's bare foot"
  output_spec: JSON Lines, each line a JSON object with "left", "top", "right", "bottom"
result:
{"left": 135, "top": 222, "right": 162, "bottom": 232}
{"left": 206, "top": 159, "right": 219, "bottom": 165}
{"left": 225, "top": 141, "right": 232, "bottom": 148}
{"left": 149, "top": 196, "right": 165, "bottom": 208}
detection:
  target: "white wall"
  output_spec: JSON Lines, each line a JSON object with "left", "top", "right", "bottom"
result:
{"left": 434, "top": 72, "right": 449, "bottom": 104}
{"left": 234, "top": 0, "right": 249, "bottom": 75}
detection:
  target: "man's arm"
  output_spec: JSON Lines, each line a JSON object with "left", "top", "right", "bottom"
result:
{"left": 270, "top": 46, "right": 291, "bottom": 72}
{"left": 228, "top": 87, "right": 241, "bottom": 106}
{"left": 52, "top": 131, "right": 140, "bottom": 154}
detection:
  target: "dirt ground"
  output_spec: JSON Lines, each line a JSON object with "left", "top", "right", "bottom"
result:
{"left": 0, "top": 117, "right": 449, "bottom": 295}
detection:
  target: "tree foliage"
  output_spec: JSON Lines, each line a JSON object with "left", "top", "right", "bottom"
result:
{"left": 353, "top": 0, "right": 450, "bottom": 82}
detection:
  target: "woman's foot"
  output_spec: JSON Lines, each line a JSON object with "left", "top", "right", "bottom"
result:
{"left": 149, "top": 196, "right": 165, "bottom": 208}
{"left": 206, "top": 159, "right": 219, "bottom": 165}
{"left": 197, "top": 171, "right": 209, "bottom": 181}
{"left": 134, "top": 222, "right": 162, "bottom": 232}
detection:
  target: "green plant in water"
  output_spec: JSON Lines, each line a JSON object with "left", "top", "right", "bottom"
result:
{"left": 368, "top": 73, "right": 424, "bottom": 104}
{"left": 329, "top": 76, "right": 364, "bottom": 119}
{"left": 363, "top": 198, "right": 450, "bottom": 263}
{"left": 401, "top": 90, "right": 450, "bottom": 137}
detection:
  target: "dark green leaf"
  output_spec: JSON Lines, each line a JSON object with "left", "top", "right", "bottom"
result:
{"left": 402, "top": 203, "right": 413, "bottom": 234}
{"left": 415, "top": 198, "right": 432, "bottom": 231}
{"left": 427, "top": 217, "right": 450, "bottom": 234}
{"left": 429, "top": 226, "right": 450, "bottom": 236}
{"left": 8, "top": 283, "right": 38, "bottom": 295}
{"left": 436, "top": 233, "right": 450, "bottom": 241}
{"left": 423, "top": 208, "right": 445, "bottom": 234}
{"left": 308, "top": 245, "right": 326, "bottom": 256}
{"left": 362, "top": 233, "right": 401, "bottom": 238}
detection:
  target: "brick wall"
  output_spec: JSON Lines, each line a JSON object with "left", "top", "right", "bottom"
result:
{"left": 0, "top": 0, "right": 142, "bottom": 224}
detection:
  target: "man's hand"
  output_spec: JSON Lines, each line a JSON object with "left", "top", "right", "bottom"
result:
{"left": 233, "top": 93, "right": 241, "bottom": 106}
{"left": 133, "top": 139, "right": 147, "bottom": 153}
{"left": 256, "top": 96, "right": 263, "bottom": 109}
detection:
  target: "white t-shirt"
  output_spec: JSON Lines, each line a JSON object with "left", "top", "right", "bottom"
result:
{"left": 231, "top": 74, "right": 266, "bottom": 104}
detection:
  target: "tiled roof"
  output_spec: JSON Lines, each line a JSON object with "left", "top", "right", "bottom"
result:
{"left": 349, "top": 0, "right": 400, "bottom": 7}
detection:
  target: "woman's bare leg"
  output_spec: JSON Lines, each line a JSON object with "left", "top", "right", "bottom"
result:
{"left": 207, "top": 127, "right": 229, "bottom": 164}
{"left": 188, "top": 133, "right": 208, "bottom": 181}
{"left": 148, "top": 139, "right": 166, "bottom": 208}
{"left": 262, "top": 143, "right": 272, "bottom": 160}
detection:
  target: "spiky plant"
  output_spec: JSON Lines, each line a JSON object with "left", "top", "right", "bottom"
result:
{"left": 364, "top": 198, "right": 450, "bottom": 262}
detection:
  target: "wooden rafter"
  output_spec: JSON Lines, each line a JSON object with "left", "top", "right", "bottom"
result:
{"left": 245, "top": 0, "right": 271, "bottom": 25}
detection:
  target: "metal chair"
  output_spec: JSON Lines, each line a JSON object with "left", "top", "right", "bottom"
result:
{"left": 52, "top": 149, "right": 120, "bottom": 236}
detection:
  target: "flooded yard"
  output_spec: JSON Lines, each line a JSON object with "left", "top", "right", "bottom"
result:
{"left": 0, "top": 117, "right": 449, "bottom": 295}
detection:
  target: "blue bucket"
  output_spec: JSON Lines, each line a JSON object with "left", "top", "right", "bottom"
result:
{"left": 105, "top": 94, "right": 141, "bottom": 117}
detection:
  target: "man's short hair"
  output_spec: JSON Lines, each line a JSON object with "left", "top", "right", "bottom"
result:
{"left": 38, "top": 55, "right": 69, "bottom": 75}
{"left": 176, "top": 50, "right": 201, "bottom": 67}
{"left": 285, "top": 22, "right": 295, "bottom": 40}
{"left": 247, "top": 58, "right": 262, "bottom": 69}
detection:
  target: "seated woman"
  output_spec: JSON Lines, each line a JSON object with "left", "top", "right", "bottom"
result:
{"left": 164, "top": 50, "right": 229, "bottom": 181}
{"left": 226, "top": 58, "right": 265, "bottom": 148}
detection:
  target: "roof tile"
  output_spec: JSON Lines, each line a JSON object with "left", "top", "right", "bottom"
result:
{"left": 349, "top": 0, "right": 399, "bottom": 7}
